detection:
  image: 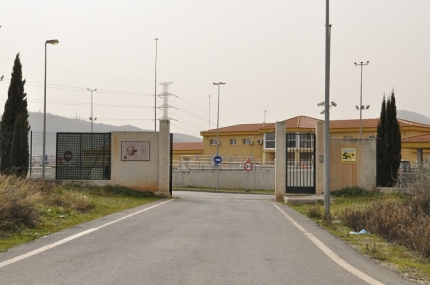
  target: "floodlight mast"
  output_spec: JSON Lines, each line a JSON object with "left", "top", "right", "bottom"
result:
{"left": 354, "top": 61, "right": 369, "bottom": 139}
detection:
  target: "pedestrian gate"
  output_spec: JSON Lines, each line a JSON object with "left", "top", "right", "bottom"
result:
{"left": 56, "top": 133, "right": 111, "bottom": 180}
{"left": 286, "top": 133, "right": 316, "bottom": 194}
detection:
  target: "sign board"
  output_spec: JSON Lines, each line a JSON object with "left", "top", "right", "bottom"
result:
{"left": 64, "top": 150, "right": 73, "bottom": 162}
{"left": 121, "top": 141, "right": 150, "bottom": 161}
{"left": 341, "top": 148, "right": 356, "bottom": 163}
{"left": 214, "top": 155, "right": 222, "bottom": 165}
{"left": 244, "top": 161, "right": 253, "bottom": 172}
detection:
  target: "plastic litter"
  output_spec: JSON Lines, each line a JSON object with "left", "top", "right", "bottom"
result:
{"left": 349, "top": 229, "right": 367, "bottom": 235}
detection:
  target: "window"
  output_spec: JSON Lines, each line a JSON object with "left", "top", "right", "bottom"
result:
{"left": 265, "top": 133, "right": 275, "bottom": 149}
{"left": 230, "top": 139, "right": 236, "bottom": 145}
{"left": 286, "top": 134, "right": 296, "bottom": 148}
{"left": 242, "top": 138, "right": 252, "bottom": 145}
{"left": 209, "top": 139, "right": 219, "bottom": 145}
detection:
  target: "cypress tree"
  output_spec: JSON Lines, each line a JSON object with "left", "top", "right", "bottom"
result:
{"left": 386, "top": 91, "right": 401, "bottom": 184}
{"left": 376, "top": 91, "right": 401, "bottom": 187}
{"left": 10, "top": 111, "right": 30, "bottom": 176}
{"left": 376, "top": 96, "right": 387, "bottom": 186}
{"left": 0, "top": 53, "right": 30, "bottom": 176}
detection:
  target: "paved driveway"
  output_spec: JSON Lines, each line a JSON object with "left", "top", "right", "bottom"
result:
{"left": 0, "top": 191, "right": 415, "bottom": 285}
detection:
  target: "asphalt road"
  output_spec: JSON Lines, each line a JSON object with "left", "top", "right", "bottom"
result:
{"left": 0, "top": 191, "right": 416, "bottom": 285}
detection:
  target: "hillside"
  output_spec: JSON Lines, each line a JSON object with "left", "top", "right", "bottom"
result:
{"left": 22, "top": 112, "right": 201, "bottom": 155}
{"left": 397, "top": 110, "right": 430, "bottom": 125}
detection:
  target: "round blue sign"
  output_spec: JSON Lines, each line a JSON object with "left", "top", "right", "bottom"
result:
{"left": 214, "top": 155, "right": 222, "bottom": 165}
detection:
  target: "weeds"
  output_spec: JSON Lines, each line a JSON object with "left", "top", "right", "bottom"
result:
{"left": 0, "top": 177, "right": 160, "bottom": 251}
{"left": 337, "top": 180, "right": 430, "bottom": 258}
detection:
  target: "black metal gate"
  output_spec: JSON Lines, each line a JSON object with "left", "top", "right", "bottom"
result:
{"left": 56, "top": 133, "right": 111, "bottom": 180}
{"left": 286, "top": 133, "right": 316, "bottom": 194}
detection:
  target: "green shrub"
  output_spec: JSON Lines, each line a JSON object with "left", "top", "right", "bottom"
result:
{"left": 332, "top": 186, "right": 372, "bottom": 197}
{"left": 104, "top": 185, "right": 157, "bottom": 198}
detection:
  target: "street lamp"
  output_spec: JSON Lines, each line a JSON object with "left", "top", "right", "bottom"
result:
{"left": 317, "top": 101, "right": 337, "bottom": 114}
{"left": 354, "top": 61, "right": 369, "bottom": 139}
{"left": 42, "top": 39, "right": 59, "bottom": 180}
{"left": 213, "top": 82, "right": 225, "bottom": 156}
{"left": 154, "top": 38, "right": 158, "bottom": 132}
{"left": 213, "top": 82, "right": 225, "bottom": 192}
{"left": 87, "top": 88, "right": 97, "bottom": 132}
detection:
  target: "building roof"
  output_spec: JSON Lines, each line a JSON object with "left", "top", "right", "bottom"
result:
{"left": 172, "top": 142, "right": 203, "bottom": 151}
{"left": 402, "top": 133, "right": 430, "bottom": 143}
{"left": 260, "top": 116, "right": 322, "bottom": 131}
{"left": 329, "top": 118, "right": 430, "bottom": 129}
{"left": 200, "top": 116, "right": 430, "bottom": 134}
{"left": 203, "top": 123, "right": 270, "bottom": 133}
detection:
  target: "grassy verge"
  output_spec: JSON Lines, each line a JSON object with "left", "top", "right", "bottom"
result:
{"left": 289, "top": 186, "right": 430, "bottom": 284}
{"left": 0, "top": 177, "right": 161, "bottom": 252}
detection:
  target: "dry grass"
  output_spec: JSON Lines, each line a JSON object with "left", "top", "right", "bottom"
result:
{"left": 0, "top": 176, "right": 158, "bottom": 250}
{"left": 0, "top": 176, "right": 43, "bottom": 230}
{"left": 299, "top": 181, "right": 430, "bottom": 282}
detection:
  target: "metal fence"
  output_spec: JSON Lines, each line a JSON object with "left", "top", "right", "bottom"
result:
{"left": 55, "top": 133, "right": 111, "bottom": 180}
{"left": 175, "top": 155, "right": 275, "bottom": 170}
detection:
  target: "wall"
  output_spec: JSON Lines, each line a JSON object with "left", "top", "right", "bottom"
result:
{"left": 110, "top": 120, "right": 170, "bottom": 196}
{"left": 316, "top": 122, "right": 377, "bottom": 193}
{"left": 111, "top": 131, "right": 159, "bottom": 191}
{"left": 173, "top": 169, "right": 274, "bottom": 190}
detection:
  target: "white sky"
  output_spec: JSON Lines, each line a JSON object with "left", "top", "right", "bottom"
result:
{"left": 1, "top": 1, "right": 429, "bottom": 138}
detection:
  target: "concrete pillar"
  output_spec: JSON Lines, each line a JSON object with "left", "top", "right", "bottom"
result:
{"left": 275, "top": 121, "right": 286, "bottom": 201}
{"left": 315, "top": 122, "right": 324, "bottom": 194}
{"left": 158, "top": 120, "right": 171, "bottom": 196}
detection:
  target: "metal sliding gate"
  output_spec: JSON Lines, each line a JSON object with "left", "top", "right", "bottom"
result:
{"left": 286, "top": 133, "right": 316, "bottom": 194}
{"left": 56, "top": 133, "right": 111, "bottom": 180}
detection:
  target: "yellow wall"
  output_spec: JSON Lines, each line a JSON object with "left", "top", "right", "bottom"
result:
{"left": 202, "top": 133, "right": 265, "bottom": 160}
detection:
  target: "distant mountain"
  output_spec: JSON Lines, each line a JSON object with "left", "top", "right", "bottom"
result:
{"left": 397, "top": 110, "right": 430, "bottom": 125}
{"left": 2, "top": 112, "right": 201, "bottom": 155}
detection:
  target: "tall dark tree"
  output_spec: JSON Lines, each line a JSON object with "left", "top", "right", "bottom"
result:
{"left": 0, "top": 53, "right": 30, "bottom": 176}
{"left": 376, "top": 96, "right": 387, "bottom": 186}
{"left": 376, "top": 91, "right": 401, "bottom": 186}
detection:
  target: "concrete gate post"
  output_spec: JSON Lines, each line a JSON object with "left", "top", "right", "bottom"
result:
{"left": 158, "top": 120, "right": 171, "bottom": 197}
{"left": 275, "top": 121, "right": 286, "bottom": 201}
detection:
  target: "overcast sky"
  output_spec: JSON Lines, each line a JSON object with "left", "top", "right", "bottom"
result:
{"left": 1, "top": 1, "right": 429, "bottom": 137}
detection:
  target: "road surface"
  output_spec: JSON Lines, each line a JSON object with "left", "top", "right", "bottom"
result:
{"left": 0, "top": 191, "right": 415, "bottom": 284}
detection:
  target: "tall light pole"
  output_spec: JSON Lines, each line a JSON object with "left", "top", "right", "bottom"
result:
{"left": 354, "top": 61, "right": 369, "bottom": 139}
{"left": 213, "top": 82, "right": 225, "bottom": 156}
{"left": 87, "top": 88, "right": 97, "bottom": 132}
{"left": 154, "top": 38, "right": 158, "bottom": 132}
{"left": 42, "top": 39, "right": 59, "bottom": 180}
{"left": 213, "top": 82, "right": 225, "bottom": 192}
{"left": 324, "top": 0, "right": 331, "bottom": 216}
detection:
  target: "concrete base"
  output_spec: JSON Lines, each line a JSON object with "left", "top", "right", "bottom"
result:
{"left": 377, "top": 187, "right": 408, "bottom": 194}
{"left": 283, "top": 195, "right": 324, "bottom": 205}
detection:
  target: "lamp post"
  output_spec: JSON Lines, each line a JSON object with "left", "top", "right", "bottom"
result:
{"left": 154, "top": 38, "right": 158, "bottom": 132}
{"left": 42, "top": 39, "right": 59, "bottom": 180}
{"left": 213, "top": 82, "right": 225, "bottom": 191}
{"left": 87, "top": 88, "right": 97, "bottom": 132}
{"left": 318, "top": 101, "right": 337, "bottom": 114}
{"left": 213, "top": 82, "right": 225, "bottom": 156}
{"left": 354, "top": 61, "right": 369, "bottom": 139}
{"left": 324, "top": 0, "right": 331, "bottom": 216}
